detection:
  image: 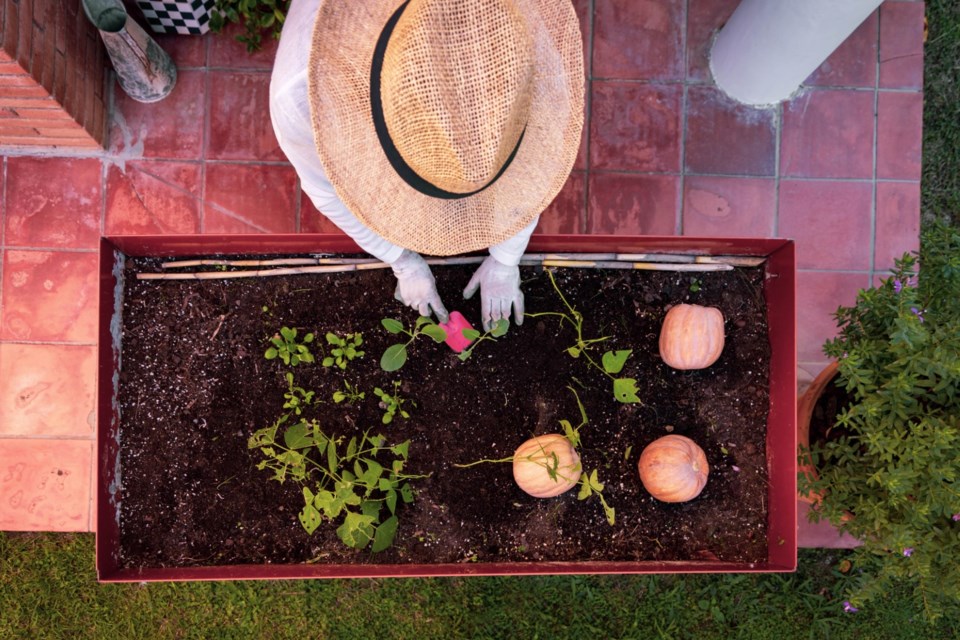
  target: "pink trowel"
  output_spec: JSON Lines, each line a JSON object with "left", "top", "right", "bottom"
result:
{"left": 438, "top": 311, "right": 475, "bottom": 353}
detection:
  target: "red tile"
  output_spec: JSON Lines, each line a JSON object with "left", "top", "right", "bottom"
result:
{"left": 109, "top": 70, "right": 206, "bottom": 159}
{"left": 4, "top": 157, "right": 101, "bottom": 249}
{"left": 0, "top": 343, "right": 96, "bottom": 437}
{"left": 153, "top": 31, "right": 207, "bottom": 68}
{"left": 593, "top": 0, "right": 684, "bottom": 80}
{"left": 207, "top": 71, "right": 284, "bottom": 161}
{"left": 781, "top": 89, "right": 875, "bottom": 179}
{"left": 778, "top": 180, "right": 873, "bottom": 270}
{"left": 207, "top": 22, "right": 279, "bottom": 70}
{"left": 682, "top": 176, "right": 775, "bottom": 237}
{"left": 684, "top": 85, "right": 776, "bottom": 176}
{"left": 805, "top": 11, "right": 878, "bottom": 88}
{"left": 877, "top": 91, "right": 923, "bottom": 180}
{"left": 874, "top": 181, "right": 920, "bottom": 272}
{"left": 796, "top": 271, "right": 870, "bottom": 363}
{"left": 879, "top": 1, "right": 924, "bottom": 89}
{"left": 587, "top": 173, "right": 678, "bottom": 235}
{"left": 204, "top": 163, "right": 298, "bottom": 233}
{"left": 1, "top": 251, "right": 98, "bottom": 342}
{"left": 589, "top": 82, "right": 681, "bottom": 172}
{"left": 535, "top": 171, "right": 586, "bottom": 235}
{"left": 105, "top": 161, "right": 202, "bottom": 235}
{"left": 686, "top": 0, "right": 739, "bottom": 81}
{"left": 0, "top": 438, "right": 93, "bottom": 532}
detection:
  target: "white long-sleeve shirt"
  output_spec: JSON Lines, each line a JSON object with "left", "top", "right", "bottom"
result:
{"left": 268, "top": 0, "right": 537, "bottom": 266}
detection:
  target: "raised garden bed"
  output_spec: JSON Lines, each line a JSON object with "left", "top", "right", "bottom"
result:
{"left": 96, "top": 234, "right": 796, "bottom": 581}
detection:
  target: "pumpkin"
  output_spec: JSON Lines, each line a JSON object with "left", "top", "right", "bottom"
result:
{"left": 658, "top": 304, "right": 725, "bottom": 370}
{"left": 512, "top": 434, "right": 581, "bottom": 498}
{"left": 637, "top": 435, "right": 709, "bottom": 502}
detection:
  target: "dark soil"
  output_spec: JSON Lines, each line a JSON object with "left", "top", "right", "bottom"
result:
{"left": 116, "top": 258, "right": 772, "bottom": 569}
{"left": 808, "top": 373, "right": 854, "bottom": 451}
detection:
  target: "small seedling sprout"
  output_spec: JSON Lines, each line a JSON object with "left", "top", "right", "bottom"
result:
{"left": 379, "top": 316, "right": 447, "bottom": 371}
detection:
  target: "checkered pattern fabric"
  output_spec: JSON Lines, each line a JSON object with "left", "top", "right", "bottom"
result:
{"left": 137, "top": 0, "right": 218, "bottom": 35}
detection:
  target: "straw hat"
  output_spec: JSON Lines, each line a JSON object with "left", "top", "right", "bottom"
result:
{"left": 307, "top": 0, "right": 584, "bottom": 256}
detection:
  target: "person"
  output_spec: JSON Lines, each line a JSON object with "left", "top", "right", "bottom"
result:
{"left": 269, "top": 0, "right": 583, "bottom": 330}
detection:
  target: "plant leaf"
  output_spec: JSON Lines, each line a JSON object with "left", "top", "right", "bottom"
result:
{"left": 462, "top": 329, "right": 481, "bottom": 341}
{"left": 380, "top": 344, "right": 407, "bottom": 371}
{"left": 491, "top": 318, "right": 509, "bottom": 337}
{"left": 281, "top": 327, "right": 295, "bottom": 341}
{"left": 264, "top": 347, "right": 278, "bottom": 360}
{"left": 422, "top": 324, "right": 447, "bottom": 343}
{"left": 381, "top": 318, "right": 404, "bottom": 334}
{"left": 399, "top": 482, "right": 414, "bottom": 503}
{"left": 391, "top": 441, "right": 410, "bottom": 459}
{"left": 567, "top": 347, "right": 581, "bottom": 358}
{"left": 283, "top": 421, "right": 312, "bottom": 450}
{"left": 372, "top": 515, "right": 399, "bottom": 552}
{"left": 298, "top": 503, "right": 322, "bottom": 534}
{"left": 602, "top": 349, "right": 631, "bottom": 374}
{"left": 613, "top": 378, "right": 641, "bottom": 404}
{"left": 578, "top": 474, "right": 592, "bottom": 500}
{"left": 337, "top": 512, "right": 375, "bottom": 549}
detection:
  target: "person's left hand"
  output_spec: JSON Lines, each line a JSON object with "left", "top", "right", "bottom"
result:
{"left": 463, "top": 255, "right": 524, "bottom": 331}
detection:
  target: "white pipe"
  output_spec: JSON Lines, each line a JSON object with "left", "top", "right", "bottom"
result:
{"left": 710, "top": 0, "right": 884, "bottom": 106}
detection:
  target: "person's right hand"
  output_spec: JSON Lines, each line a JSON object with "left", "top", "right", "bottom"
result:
{"left": 389, "top": 249, "right": 449, "bottom": 322}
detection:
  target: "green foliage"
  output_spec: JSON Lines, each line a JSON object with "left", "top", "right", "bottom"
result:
{"left": 209, "top": 0, "right": 288, "bottom": 52}
{"left": 527, "top": 269, "right": 641, "bottom": 404}
{"left": 332, "top": 380, "right": 365, "bottom": 406}
{"left": 379, "top": 316, "right": 447, "bottom": 371}
{"left": 801, "top": 221, "right": 960, "bottom": 621}
{"left": 282, "top": 372, "right": 315, "bottom": 415}
{"left": 322, "top": 332, "right": 364, "bottom": 370}
{"left": 265, "top": 326, "right": 315, "bottom": 366}
{"left": 249, "top": 422, "right": 421, "bottom": 552}
{"left": 458, "top": 318, "right": 509, "bottom": 361}
{"left": 373, "top": 381, "right": 413, "bottom": 425}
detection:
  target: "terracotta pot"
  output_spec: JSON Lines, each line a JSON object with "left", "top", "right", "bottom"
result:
{"left": 797, "top": 361, "right": 839, "bottom": 504}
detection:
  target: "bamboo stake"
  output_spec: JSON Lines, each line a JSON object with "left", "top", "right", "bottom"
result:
{"left": 141, "top": 253, "right": 749, "bottom": 280}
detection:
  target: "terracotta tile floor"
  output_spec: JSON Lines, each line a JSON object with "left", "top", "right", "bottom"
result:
{"left": 0, "top": 2, "right": 923, "bottom": 548}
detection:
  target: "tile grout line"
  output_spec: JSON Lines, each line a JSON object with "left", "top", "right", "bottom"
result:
{"left": 200, "top": 36, "right": 213, "bottom": 234}
{"left": 869, "top": 9, "right": 881, "bottom": 284}
{"left": 677, "top": 0, "right": 690, "bottom": 236}
{"left": 582, "top": 0, "right": 595, "bottom": 234}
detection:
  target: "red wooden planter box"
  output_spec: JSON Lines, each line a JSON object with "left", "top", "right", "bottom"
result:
{"left": 96, "top": 234, "right": 796, "bottom": 582}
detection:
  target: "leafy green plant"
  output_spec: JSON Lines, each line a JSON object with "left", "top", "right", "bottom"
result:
{"left": 379, "top": 316, "right": 447, "bottom": 371}
{"left": 209, "top": 0, "right": 288, "bottom": 52}
{"left": 332, "top": 380, "right": 365, "bottom": 406}
{"left": 527, "top": 269, "right": 641, "bottom": 404}
{"left": 282, "top": 372, "right": 315, "bottom": 415}
{"left": 249, "top": 421, "right": 423, "bottom": 551}
{"left": 458, "top": 318, "right": 509, "bottom": 361}
{"left": 322, "top": 332, "right": 364, "bottom": 370}
{"left": 800, "top": 221, "right": 960, "bottom": 621}
{"left": 373, "top": 381, "right": 413, "bottom": 425}
{"left": 264, "top": 326, "right": 315, "bottom": 366}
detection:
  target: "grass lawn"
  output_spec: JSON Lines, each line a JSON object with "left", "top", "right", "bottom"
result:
{"left": 1, "top": 533, "right": 957, "bottom": 639}
{"left": 2, "top": 3, "right": 958, "bottom": 639}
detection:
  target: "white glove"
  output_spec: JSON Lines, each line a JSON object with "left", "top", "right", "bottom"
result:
{"left": 390, "top": 249, "right": 449, "bottom": 322}
{"left": 463, "top": 254, "right": 524, "bottom": 331}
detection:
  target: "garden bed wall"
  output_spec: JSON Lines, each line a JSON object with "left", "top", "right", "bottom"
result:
{"left": 96, "top": 234, "right": 796, "bottom": 582}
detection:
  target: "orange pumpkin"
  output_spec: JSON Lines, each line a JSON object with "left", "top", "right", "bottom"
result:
{"left": 512, "top": 434, "right": 581, "bottom": 498}
{"left": 638, "top": 435, "right": 709, "bottom": 502}
{"left": 659, "top": 304, "right": 725, "bottom": 370}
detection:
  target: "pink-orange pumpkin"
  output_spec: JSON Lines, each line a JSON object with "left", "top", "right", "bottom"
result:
{"left": 658, "top": 304, "right": 725, "bottom": 370}
{"left": 512, "top": 434, "right": 581, "bottom": 498}
{"left": 637, "top": 435, "right": 709, "bottom": 503}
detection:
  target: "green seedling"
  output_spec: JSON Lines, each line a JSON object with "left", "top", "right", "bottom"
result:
{"left": 322, "top": 332, "right": 364, "bottom": 370}
{"left": 527, "top": 269, "right": 641, "bottom": 404}
{"left": 379, "top": 316, "right": 447, "bottom": 371}
{"left": 689, "top": 277, "right": 702, "bottom": 293}
{"left": 332, "top": 380, "right": 365, "bottom": 406}
{"left": 265, "top": 326, "right": 315, "bottom": 366}
{"left": 249, "top": 422, "right": 425, "bottom": 552}
{"left": 373, "top": 381, "right": 414, "bottom": 424}
{"left": 283, "top": 372, "right": 315, "bottom": 416}
{"left": 457, "top": 318, "right": 509, "bottom": 361}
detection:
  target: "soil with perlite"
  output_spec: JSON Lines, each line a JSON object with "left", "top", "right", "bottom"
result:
{"left": 116, "top": 259, "right": 772, "bottom": 569}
